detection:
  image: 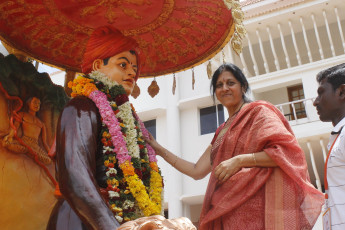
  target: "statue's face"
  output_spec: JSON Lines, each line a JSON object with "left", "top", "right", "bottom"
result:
{"left": 94, "top": 51, "right": 138, "bottom": 95}
{"left": 28, "top": 97, "right": 41, "bottom": 112}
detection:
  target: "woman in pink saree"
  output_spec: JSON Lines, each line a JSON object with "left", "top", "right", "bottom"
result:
{"left": 145, "top": 63, "right": 324, "bottom": 229}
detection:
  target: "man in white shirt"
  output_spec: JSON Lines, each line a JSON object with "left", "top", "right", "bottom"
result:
{"left": 313, "top": 63, "right": 345, "bottom": 230}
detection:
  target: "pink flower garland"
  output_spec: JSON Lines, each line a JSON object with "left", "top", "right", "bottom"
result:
{"left": 89, "top": 90, "right": 158, "bottom": 164}
{"left": 133, "top": 112, "right": 157, "bottom": 163}
{"left": 89, "top": 90, "right": 130, "bottom": 164}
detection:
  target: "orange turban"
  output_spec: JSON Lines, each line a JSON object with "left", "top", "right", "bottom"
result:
{"left": 81, "top": 26, "right": 141, "bottom": 80}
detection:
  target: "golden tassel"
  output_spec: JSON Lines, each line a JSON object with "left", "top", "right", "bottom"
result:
{"left": 223, "top": 0, "right": 246, "bottom": 55}
{"left": 207, "top": 60, "right": 212, "bottom": 79}
{"left": 192, "top": 68, "right": 195, "bottom": 90}
{"left": 148, "top": 78, "right": 159, "bottom": 98}
{"left": 222, "top": 50, "right": 226, "bottom": 64}
{"left": 172, "top": 74, "right": 176, "bottom": 95}
{"left": 131, "top": 83, "right": 140, "bottom": 99}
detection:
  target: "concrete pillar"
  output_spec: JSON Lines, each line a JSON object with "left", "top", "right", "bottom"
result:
{"left": 183, "top": 203, "right": 191, "bottom": 219}
{"left": 166, "top": 74, "right": 183, "bottom": 218}
{"left": 301, "top": 75, "right": 319, "bottom": 121}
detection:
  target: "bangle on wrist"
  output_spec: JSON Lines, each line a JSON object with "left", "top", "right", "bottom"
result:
{"left": 252, "top": 153, "right": 257, "bottom": 166}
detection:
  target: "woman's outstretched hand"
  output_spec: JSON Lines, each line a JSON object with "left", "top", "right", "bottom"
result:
{"left": 143, "top": 133, "right": 165, "bottom": 156}
{"left": 214, "top": 156, "right": 242, "bottom": 183}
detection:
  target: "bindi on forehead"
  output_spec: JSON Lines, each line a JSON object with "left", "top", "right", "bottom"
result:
{"left": 218, "top": 74, "right": 234, "bottom": 82}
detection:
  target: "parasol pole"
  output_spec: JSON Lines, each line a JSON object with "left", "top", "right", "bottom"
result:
{"left": 64, "top": 70, "right": 76, "bottom": 96}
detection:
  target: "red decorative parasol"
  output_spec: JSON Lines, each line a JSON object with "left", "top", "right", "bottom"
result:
{"left": 0, "top": 0, "right": 245, "bottom": 78}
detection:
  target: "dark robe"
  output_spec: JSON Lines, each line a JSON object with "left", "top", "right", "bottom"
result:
{"left": 47, "top": 96, "right": 120, "bottom": 230}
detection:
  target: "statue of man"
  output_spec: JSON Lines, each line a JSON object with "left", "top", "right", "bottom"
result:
{"left": 47, "top": 26, "right": 196, "bottom": 230}
{"left": 47, "top": 26, "right": 162, "bottom": 230}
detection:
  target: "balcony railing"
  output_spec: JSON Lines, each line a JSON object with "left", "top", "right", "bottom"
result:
{"left": 240, "top": 3, "right": 345, "bottom": 78}
{"left": 275, "top": 97, "right": 316, "bottom": 125}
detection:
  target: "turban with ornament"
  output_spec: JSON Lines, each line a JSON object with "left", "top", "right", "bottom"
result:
{"left": 81, "top": 26, "right": 141, "bottom": 80}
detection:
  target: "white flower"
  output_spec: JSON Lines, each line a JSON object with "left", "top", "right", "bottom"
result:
{"left": 128, "top": 145, "right": 140, "bottom": 158}
{"left": 89, "top": 70, "right": 119, "bottom": 88}
{"left": 123, "top": 200, "right": 135, "bottom": 209}
{"left": 117, "top": 103, "right": 135, "bottom": 128}
{"left": 106, "top": 168, "right": 117, "bottom": 177}
{"left": 102, "top": 146, "right": 114, "bottom": 154}
{"left": 127, "top": 129, "right": 137, "bottom": 140}
{"left": 115, "top": 215, "right": 123, "bottom": 222}
{"left": 116, "top": 102, "right": 140, "bottom": 158}
{"left": 108, "top": 191, "right": 120, "bottom": 198}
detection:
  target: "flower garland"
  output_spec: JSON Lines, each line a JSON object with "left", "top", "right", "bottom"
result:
{"left": 68, "top": 71, "right": 163, "bottom": 223}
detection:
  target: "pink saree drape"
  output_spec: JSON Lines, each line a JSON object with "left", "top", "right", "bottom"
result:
{"left": 199, "top": 101, "right": 324, "bottom": 230}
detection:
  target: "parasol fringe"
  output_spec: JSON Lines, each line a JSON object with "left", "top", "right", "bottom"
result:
{"left": 223, "top": 0, "right": 246, "bottom": 55}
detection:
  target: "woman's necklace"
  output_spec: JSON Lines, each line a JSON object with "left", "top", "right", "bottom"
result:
{"left": 226, "top": 101, "right": 245, "bottom": 124}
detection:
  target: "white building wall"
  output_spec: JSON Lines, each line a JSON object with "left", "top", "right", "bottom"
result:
{"left": 180, "top": 105, "right": 211, "bottom": 196}
{"left": 179, "top": 63, "right": 211, "bottom": 101}
{"left": 255, "top": 86, "right": 290, "bottom": 114}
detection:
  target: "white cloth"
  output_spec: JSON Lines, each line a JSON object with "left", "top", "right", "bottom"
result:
{"left": 327, "top": 116, "right": 345, "bottom": 230}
